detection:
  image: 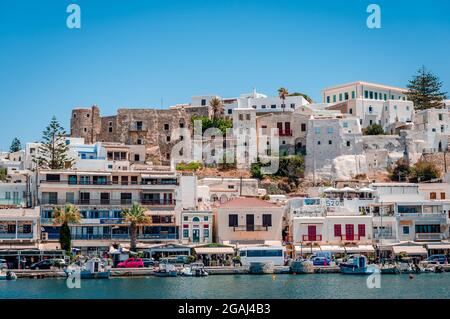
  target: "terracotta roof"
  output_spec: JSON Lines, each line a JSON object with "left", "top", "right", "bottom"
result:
{"left": 218, "top": 197, "right": 278, "bottom": 208}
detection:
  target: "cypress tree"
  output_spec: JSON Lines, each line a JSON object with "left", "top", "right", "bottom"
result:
{"left": 405, "top": 66, "right": 447, "bottom": 110}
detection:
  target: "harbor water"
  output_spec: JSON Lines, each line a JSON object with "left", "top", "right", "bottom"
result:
{"left": 1, "top": 273, "right": 449, "bottom": 299}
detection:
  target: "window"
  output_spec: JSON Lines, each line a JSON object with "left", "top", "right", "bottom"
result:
{"left": 201, "top": 99, "right": 206, "bottom": 106}
{"left": 261, "top": 105, "right": 266, "bottom": 109}
{"left": 317, "top": 141, "right": 321, "bottom": 145}
{"left": 246, "top": 114, "right": 251, "bottom": 120}
{"left": 179, "top": 122, "right": 185, "bottom": 128}
{"left": 164, "top": 124, "right": 170, "bottom": 131}
{"left": 193, "top": 217, "right": 200, "bottom": 222}
{"left": 108, "top": 127, "right": 113, "bottom": 133}
{"left": 383, "top": 94, "right": 387, "bottom": 100}
{"left": 301, "top": 123, "right": 306, "bottom": 131}
{"left": 358, "top": 224, "right": 366, "bottom": 237}
{"left": 368, "top": 106, "right": 373, "bottom": 113}
{"left": 204, "top": 216, "right": 209, "bottom": 221}
{"left": 183, "top": 216, "right": 188, "bottom": 221}
{"left": 228, "top": 214, "right": 238, "bottom": 227}
{"left": 137, "top": 139, "right": 142, "bottom": 145}
{"left": 166, "top": 136, "right": 171, "bottom": 142}
{"left": 86, "top": 113, "right": 90, "bottom": 118}
{"left": 369, "top": 91, "right": 373, "bottom": 99}
{"left": 315, "top": 127, "right": 321, "bottom": 134}
{"left": 343, "top": 122, "right": 348, "bottom": 128}
{"left": 339, "top": 93, "right": 342, "bottom": 101}
{"left": 204, "top": 228, "right": 209, "bottom": 238}
{"left": 83, "top": 128, "right": 87, "bottom": 132}
{"left": 66, "top": 192, "right": 75, "bottom": 204}
{"left": 290, "top": 103, "right": 295, "bottom": 108}
{"left": 262, "top": 214, "right": 272, "bottom": 227}
{"left": 346, "top": 141, "right": 351, "bottom": 147}
{"left": 439, "top": 114, "right": 443, "bottom": 121}
{"left": 333, "top": 95, "right": 336, "bottom": 103}
{"left": 402, "top": 226, "right": 409, "bottom": 234}
{"left": 328, "top": 140, "right": 332, "bottom": 145}
{"left": 349, "top": 108, "right": 353, "bottom": 114}
{"left": 327, "top": 96, "right": 330, "bottom": 103}
{"left": 352, "top": 91, "right": 355, "bottom": 99}
{"left": 183, "top": 229, "right": 189, "bottom": 238}
{"left": 228, "top": 109, "right": 232, "bottom": 114}
{"left": 334, "top": 225, "right": 341, "bottom": 237}
{"left": 239, "top": 114, "right": 243, "bottom": 120}
{"left": 271, "top": 104, "right": 276, "bottom": 109}
{"left": 415, "top": 224, "right": 440, "bottom": 234}
{"left": 440, "top": 192, "right": 446, "bottom": 200}
{"left": 430, "top": 192, "right": 437, "bottom": 199}
{"left": 344, "top": 92, "right": 349, "bottom": 100}
{"left": 327, "top": 127, "right": 334, "bottom": 134}
{"left": 23, "top": 224, "right": 32, "bottom": 234}
{"left": 375, "top": 92, "right": 378, "bottom": 100}
{"left": 134, "top": 154, "right": 140, "bottom": 162}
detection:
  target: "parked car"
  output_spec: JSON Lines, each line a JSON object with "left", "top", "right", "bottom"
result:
{"left": 30, "top": 259, "right": 56, "bottom": 270}
{"left": 0, "top": 258, "right": 8, "bottom": 269}
{"left": 426, "top": 254, "right": 448, "bottom": 264}
{"left": 117, "top": 258, "right": 144, "bottom": 268}
{"left": 141, "top": 258, "right": 157, "bottom": 268}
{"left": 310, "top": 256, "right": 330, "bottom": 266}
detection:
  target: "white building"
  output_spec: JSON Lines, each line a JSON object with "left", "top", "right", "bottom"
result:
{"left": 323, "top": 81, "right": 413, "bottom": 130}
{"left": 412, "top": 108, "right": 450, "bottom": 153}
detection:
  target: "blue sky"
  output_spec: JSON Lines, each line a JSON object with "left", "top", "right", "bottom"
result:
{"left": 0, "top": 0, "right": 449, "bottom": 150}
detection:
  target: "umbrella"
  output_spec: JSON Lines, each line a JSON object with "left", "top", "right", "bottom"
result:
{"left": 359, "top": 187, "right": 375, "bottom": 193}
{"left": 341, "top": 187, "right": 356, "bottom": 192}
{"left": 323, "top": 187, "right": 337, "bottom": 193}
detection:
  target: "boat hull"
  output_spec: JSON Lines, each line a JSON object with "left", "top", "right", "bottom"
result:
{"left": 154, "top": 271, "right": 178, "bottom": 277}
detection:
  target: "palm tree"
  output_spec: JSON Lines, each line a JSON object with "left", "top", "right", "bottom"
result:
{"left": 278, "top": 87, "right": 289, "bottom": 111}
{"left": 209, "top": 97, "right": 223, "bottom": 120}
{"left": 53, "top": 204, "right": 81, "bottom": 253}
{"left": 122, "top": 202, "right": 150, "bottom": 252}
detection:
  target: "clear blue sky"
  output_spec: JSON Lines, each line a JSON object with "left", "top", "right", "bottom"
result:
{"left": 1, "top": 0, "right": 449, "bottom": 151}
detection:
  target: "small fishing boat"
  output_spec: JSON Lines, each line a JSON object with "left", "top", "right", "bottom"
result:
{"left": 380, "top": 263, "right": 400, "bottom": 274}
{"left": 65, "top": 258, "right": 110, "bottom": 279}
{"left": 0, "top": 270, "right": 17, "bottom": 280}
{"left": 180, "top": 263, "right": 208, "bottom": 277}
{"left": 340, "top": 255, "right": 380, "bottom": 275}
{"left": 154, "top": 263, "right": 178, "bottom": 277}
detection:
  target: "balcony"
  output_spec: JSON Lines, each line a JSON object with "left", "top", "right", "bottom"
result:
{"left": 277, "top": 129, "right": 293, "bottom": 137}
{"left": 302, "top": 235, "right": 322, "bottom": 242}
{"left": 415, "top": 233, "right": 443, "bottom": 241}
{"left": 40, "top": 199, "right": 176, "bottom": 207}
{"left": 40, "top": 180, "right": 178, "bottom": 186}
{"left": 129, "top": 123, "right": 148, "bottom": 132}
{"left": 0, "top": 233, "right": 34, "bottom": 239}
{"left": 137, "top": 234, "right": 178, "bottom": 240}
{"left": 0, "top": 198, "right": 26, "bottom": 206}
{"left": 231, "top": 225, "right": 270, "bottom": 232}
{"left": 71, "top": 234, "right": 130, "bottom": 240}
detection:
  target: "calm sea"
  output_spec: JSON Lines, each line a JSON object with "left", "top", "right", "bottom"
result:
{"left": 1, "top": 273, "right": 449, "bottom": 299}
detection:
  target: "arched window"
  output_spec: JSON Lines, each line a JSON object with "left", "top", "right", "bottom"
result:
{"left": 192, "top": 217, "right": 200, "bottom": 222}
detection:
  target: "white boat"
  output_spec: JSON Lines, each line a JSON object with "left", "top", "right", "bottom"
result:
{"left": 340, "top": 255, "right": 380, "bottom": 275}
{"left": 0, "top": 270, "right": 17, "bottom": 280}
{"left": 65, "top": 258, "right": 110, "bottom": 279}
{"left": 180, "top": 263, "right": 208, "bottom": 277}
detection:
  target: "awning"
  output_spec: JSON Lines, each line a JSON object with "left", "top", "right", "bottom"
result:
{"left": 71, "top": 241, "right": 110, "bottom": 248}
{"left": 426, "top": 243, "right": 450, "bottom": 250}
{"left": 194, "top": 247, "right": 235, "bottom": 255}
{"left": 294, "top": 245, "right": 321, "bottom": 253}
{"left": 38, "top": 243, "right": 61, "bottom": 250}
{"left": 76, "top": 172, "right": 111, "bottom": 176}
{"left": 319, "top": 245, "right": 346, "bottom": 253}
{"left": 344, "top": 245, "right": 375, "bottom": 253}
{"left": 392, "top": 245, "right": 427, "bottom": 255}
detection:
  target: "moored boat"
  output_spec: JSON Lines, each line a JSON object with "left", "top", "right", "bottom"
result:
{"left": 339, "top": 255, "right": 380, "bottom": 275}
{"left": 65, "top": 258, "right": 110, "bottom": 279}
{"left": 154, "top": 263, "right": 178, "bottom": 277}
{"left": 180, "top": 263, "right": 208, "bottom": 277}
{"left": 0, "top": 270, "right": 17, "bottom": 280}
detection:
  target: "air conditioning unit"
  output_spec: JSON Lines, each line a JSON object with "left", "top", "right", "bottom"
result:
{"left": 41, "top": 232, "right": 48, "bottom": 241}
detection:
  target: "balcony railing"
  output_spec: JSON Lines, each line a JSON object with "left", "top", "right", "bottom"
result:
{"left": 335, "top": 233, "right": 363, "bottom": 241}
{"left": 40, "top": 199, "right": 176, "bottom": 206}
{"left": 302, "top": 235, "right": 322, "bottom": 242}
{"left": 129, "top": 123, "right": 148, "bottom": 132}
{"left": 231, "top": 225, "right": 270, "bottom": 232}
{"left": 0, "top": 233, "right": 34, "bottom": 239}
{"left": 70, "top": 234, "right": 178, "bottom": 240}
{"left": 0, "top": 199, "right": 26, "bottom": 206}
{"left": 277, "top": 129, "right": 293, "bottom": 137}
{"left": 137, "top": 234, "right": 178, "bottom": 240}
{"left": 40, "top": 180, "right": 178, "bottom": 186}
{"left": 415, "top": 233, "right": 443, "bottom": 241}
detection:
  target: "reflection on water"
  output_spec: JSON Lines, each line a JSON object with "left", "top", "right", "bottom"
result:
{"left": 0, "top": 274, "right": 449, "bottom": 299}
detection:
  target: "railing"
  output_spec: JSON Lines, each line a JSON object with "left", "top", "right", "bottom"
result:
{"left": 137, "top": 234, "right": 178, "bottom": 240}
{"left": 302, "top": 235, "right": 322, "bottom": 242}
{"left": 415, "top": 233, "right": 443, "bottom": 241}
{"left": 71, "top": 234, "right": 130, "bottom": 240}
{"left": 0, "top": 199, "right": 26, "bottom": 206}
{"left": 277, "top": 129, "right": 293, "bottom": 137}
{"left": 129, "top": 123, "right": 148, "bottom": 132}
{"left": 231, "top": 225, "right": 270, "bottom": 232}
{"left": 40, "top": 180, "right": 178, "bottom": 186}
{"left": 0, "top": 233, "right": 34, "bottom": 239}
{"left": 40, "top": 199, "right": 176, "bottom": 206}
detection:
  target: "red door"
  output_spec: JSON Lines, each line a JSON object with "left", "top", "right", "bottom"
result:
{"left": 308, "top": 225, "right": 317, "bottom": 241}
{"left": 345, "top": 224, "right": 354, "bottom": 241}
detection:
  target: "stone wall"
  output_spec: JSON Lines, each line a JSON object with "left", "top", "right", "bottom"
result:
{"left": 70, "top": 105, "right": 210, "bottom": 165}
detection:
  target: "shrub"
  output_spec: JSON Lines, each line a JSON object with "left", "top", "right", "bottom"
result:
{"left": 363, "top": 124, "right": 385, "bottom": 135}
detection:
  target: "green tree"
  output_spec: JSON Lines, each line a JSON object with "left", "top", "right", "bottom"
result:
{"left": 409, "top": 160, "right": 441, "bottom": 183}
{"left": 33, "top": 116, "right": 74, "bottom": 169}
{"left": 405, "top": 66, "right": 447, "bottom": 110}
{"left": 122, "top": 203, "right": 149, "bottom": 252}
{"left": 278, "top": 87, "right": 289, "bottom": 110}
{"left": 389, "top": 158, "right": 411, "bottom": 182}
{"left": 9, "top": 138, "right": 22, "bottom": 153}
{"left": 0, "top": 168, "right": 7, "bottom": 182}
{"left": 276, "top": 155, "right": 305, "bottom": 182}
{"left": 53, "top": 204, "right": 81, "bottom": 253}
{"left": 363, "top": 124, "right": 385, "bottom": 135}
{"left": 191, "top": 116, "right": 232, "bottom": 135}
{"left": 209, "top": 97, "right": 223, "bottom": 120}
{"left": 288, "top": 92, "right": 314, "bottom": 103}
